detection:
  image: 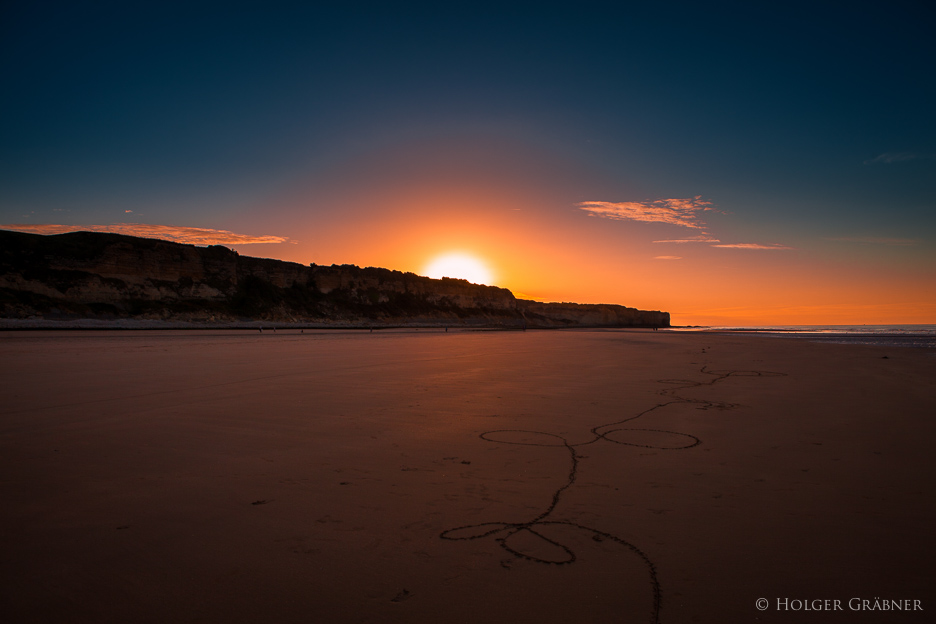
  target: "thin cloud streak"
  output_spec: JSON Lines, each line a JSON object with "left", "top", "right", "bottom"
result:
{"left": 653, "top": 235, "right": 721, "bottom": 244}
{"left": 710, "top": 243, "right": 794, "bottom": 250}
{"left": 578, "top": 196, "right": 716, "bottom": 229}
{"left": 0, "top": 224, "right": 288, "bottom": 245}
{"left": 863, "top": 152, "right": 930, "bottom": 165}
{"left": 654, "top": 255, "right": 682, "bottom": 260}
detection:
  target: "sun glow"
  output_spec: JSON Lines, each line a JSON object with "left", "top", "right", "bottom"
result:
{"left": 423, "top": 253, "right": 493, "bottom": 285}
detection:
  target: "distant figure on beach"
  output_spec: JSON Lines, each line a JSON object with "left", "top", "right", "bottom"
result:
{"left": 259, "top": 327, "right": 262, "bottom": 333}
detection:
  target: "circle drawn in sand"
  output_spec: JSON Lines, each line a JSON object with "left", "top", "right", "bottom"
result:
{"left": 600, "top": 428, "right": 701, "bottom": 449}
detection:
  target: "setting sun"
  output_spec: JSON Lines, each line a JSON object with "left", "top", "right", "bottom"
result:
{"left": 423, "top": 253, "right": 493, "bottom": 285}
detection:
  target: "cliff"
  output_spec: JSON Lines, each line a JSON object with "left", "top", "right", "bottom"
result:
{"left": 0, "top": 230, "right": 669, "bottom": 328}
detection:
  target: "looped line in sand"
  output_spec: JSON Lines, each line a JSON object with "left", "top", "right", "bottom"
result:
{"left": 440, "top": 366, "right": 786, "bottom": 624}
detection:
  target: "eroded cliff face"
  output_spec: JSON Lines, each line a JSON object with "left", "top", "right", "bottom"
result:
{"left": 0, "top": 230, "right": 669, "bottom": 327}
{"left": 308, "top": 265, "right": 516, "bottom": 310}
{"left": 518, "top": 301, "right": 669, "bottom": 328}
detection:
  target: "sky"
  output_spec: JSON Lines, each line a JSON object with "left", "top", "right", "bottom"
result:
{"left": 1, "top": 1, "right": 934, "bottom": 325}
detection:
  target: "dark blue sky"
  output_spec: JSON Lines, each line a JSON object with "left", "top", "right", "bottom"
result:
{"left": 2, "top": 1, "right": 934, "bottom": 323}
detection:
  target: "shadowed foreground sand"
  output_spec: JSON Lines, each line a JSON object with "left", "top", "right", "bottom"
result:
{"left": 1, "top": 329, "right": 934, "bottom": 623}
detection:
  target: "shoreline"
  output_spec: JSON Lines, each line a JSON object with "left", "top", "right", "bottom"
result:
{"left": 0, "top": 318, "right": 665, "bottom": 331}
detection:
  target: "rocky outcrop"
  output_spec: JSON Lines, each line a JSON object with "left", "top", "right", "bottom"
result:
{"left": 0, "top": 230, "right": 669, "bottom": 328}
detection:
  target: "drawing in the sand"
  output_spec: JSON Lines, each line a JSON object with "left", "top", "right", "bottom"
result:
{"left": 441, "top": 367, "right": 785, "bottom": 623}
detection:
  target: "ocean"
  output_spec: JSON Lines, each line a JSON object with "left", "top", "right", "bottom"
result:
{"left": 670, "top": 325, "right": 936, "bottom": 349}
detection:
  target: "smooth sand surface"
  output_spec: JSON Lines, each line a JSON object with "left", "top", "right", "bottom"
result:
{"left": 1, "top": 329, "right": 934, "bottom": 623}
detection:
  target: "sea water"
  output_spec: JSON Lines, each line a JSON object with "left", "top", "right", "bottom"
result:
{"left": 672, "top": 325, "right": 936, "bottom": 349}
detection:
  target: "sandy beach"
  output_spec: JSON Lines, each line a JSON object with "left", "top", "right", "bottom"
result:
{"left": 1, "top": 329, "right": 933, "bottom": 623}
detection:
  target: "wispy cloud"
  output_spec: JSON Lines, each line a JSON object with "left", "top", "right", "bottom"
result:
{"left": 863, "top": 152, "right": 929, "bottom": 165}
{"left": 710, "top": 243, "right": 794, "bottom": 250}
{"left": 578, "top": 196, "right": 796, "bottom": 251}
{"left": 578, "top": 196, "right": 716, "bottom": 229}
{"left": 0, "top": 223, "right": 288, "bottom": 245}
{"left": 654, "top": 255, "right": 682, "bottom": 260}
{"left": 653, "top": 235, "right": 721, "bottom": 244}
{"left": 826, "top": 236, "right": 919, "bottom": 246}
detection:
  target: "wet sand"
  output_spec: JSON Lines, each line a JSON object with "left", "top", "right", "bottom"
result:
{"left": 1, "top": 329, "right": 933, "bottom": 623}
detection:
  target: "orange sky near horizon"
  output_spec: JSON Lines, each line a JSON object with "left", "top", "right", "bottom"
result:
{"left": 5, "top": 210, "right": 934, "bottom": 327}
